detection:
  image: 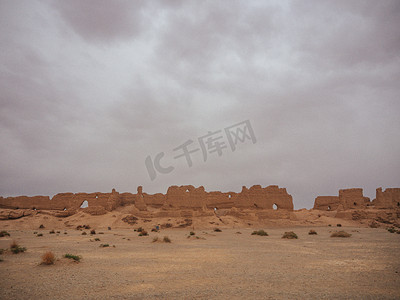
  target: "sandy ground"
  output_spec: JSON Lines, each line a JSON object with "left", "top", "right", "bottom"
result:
{"left": 1, "top": 226, "right": 399, "bottom": 299}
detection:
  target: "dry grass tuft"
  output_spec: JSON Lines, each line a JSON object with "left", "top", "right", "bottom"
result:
{"left": 330, "top": 231, "right": 352, "bottom": 238}
{"left": 251, "top": 230, "right": 268, "bottom": 236}
{"left": 282, "top": 231, "right": 298, "bottom": 239}
{"left": 41, "top": 251, "right": 55, "bottom": 265}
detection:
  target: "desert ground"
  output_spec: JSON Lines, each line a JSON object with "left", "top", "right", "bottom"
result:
{"left": 1, "top": 223, "right": 400, "bottom": 299}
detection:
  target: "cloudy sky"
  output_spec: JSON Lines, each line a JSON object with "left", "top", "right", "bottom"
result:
{"left": 1, "top": 0, "right": 399, "bottom": 208}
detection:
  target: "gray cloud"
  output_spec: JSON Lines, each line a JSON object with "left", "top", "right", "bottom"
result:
{"left": 0, "top": 0, "right": 399, "bottom": 208}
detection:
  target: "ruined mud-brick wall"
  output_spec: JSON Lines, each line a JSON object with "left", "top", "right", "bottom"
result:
{"left": 313, "top": 196, "right": 340, "bottom": 211}
{"left": 234, "top": 185, "right": 293, "bottom": 209}
{"left": 0, "top": 184, "right": 294, "bottom": 214}
{"left": 0, "top": 189, "right": 122, "bottom": 213}
{"left": 339, "top": 188, "right": 370, "bottom": 210}
{"left": 313, "top": 188, "right": 370, "bottom": 211}
{"left": 373, "top": 188, "right": 400, "bottom": 209}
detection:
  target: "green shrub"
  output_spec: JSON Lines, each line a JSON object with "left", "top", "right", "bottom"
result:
{"left": 10, "top": 241, "right": 26, "bottom": 254}
{"left": 387, "top": 227, "right": 397, "bottom": 233}
{"left": 189, "top": 231, "right": 195, "bottom": 236}
{"left": 251, "top": 230, "right": 268, "bottom": 236}
{"left": 0, "top": 230, "right": 10, "bottom": 237}
{"left": 64, "top": 254, "right": 81, "bottom": 262}
{"left": 37, "top": 233, "right": 43, "bottom": 237}
{"left": 138, "top": 230, "right": 148, "bottom": 236}
{"left": 330, "top": 231, "right": 352, "bottom": 238}
{"left": 94, "top": 238, "right": 100, "bottom": 241}
{"left": 282, "top": 231, "right": 298, "bottom": 239}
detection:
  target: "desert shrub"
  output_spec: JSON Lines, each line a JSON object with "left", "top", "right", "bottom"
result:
{"left": 214, "top": 228, "right": 222, "bottom": 232}
{"left": 33, "top": 231, "right": 37, "bottom": 234}
{"left": 251, "top": 230, "right": 268, "bottom": 236}
{"left": 387, "top": 227, "right": 397, "bottom": 233}
{"left": 94, "top": 238, "right": 100, "bottom": 241}
{"left": 190, "top": 231, "right": 195, "bottom": 236}
{"left": 99, "top": 244, "right": 109, "bottom": 248}
{"left": 98, "top": 232, "right": 104, "bottom": 234}
{"left": 138, "top": 230, "right": 148, "bottom": 236}
{"left": 136, "top": 227, "right": 144, "bottom": 233}
{"left": 108, "top": 227, "right": 111, "bottom": 230}
{"left": 0, "top": 230, "right": 10, "bottom": 237}
{"left": 336, "top": 224, "right": 342, "bottom": 227}
{"left": 163, "top": 236, "right": 171, "bottom": 243}
{"left": 152, "top": 237, "right": 159, "bottom": 242}
{"left": 331, "top": 231, "right": 352, "bottom": 238}
{"left": 37, "top": 233, "right": 43, "bottom": 237}
{"left": 82, "top": 232, "right": 87, "bottom": 235}
{"left": 308, "top": 230, "right": 318, "bottom": 235}
{"left": 151, "top": 228, "right": 158, "bottom": 232}
{"left": 39, "top": 224, "right": 45, "bottom": 228}
{"left": 0, "top": 258, "right": 3, "bottom": 262}
{"left": 49, "top": 230, "right": 55, "bottom": 234}
{"left": 0, "top": 249, "right": 4, "bottom": 255}
{"left": 10, "top": 241, "right": 26, "bottom": 254}
{"left": 41, "top": 251, "right": 55, "bottom": 265}
{"left": 236, "top": 231, "right": 242, "bottom": 234}
{"left": 56, "top": 231, "right": 60, "bottom": 234}
{"left": 90, "top": 229, "right": 96, "bottom": 235}
{"left": 64, "top": 232, "right": 67, "bottom": 235}
{"left": 282, "top": 231, "right": 298, "bottom": 239}
{"left": 161, "top": 223, "right": 173, "bottom": 229}
{"left": 64, "top": 254, "right": 81, "bottom": 261}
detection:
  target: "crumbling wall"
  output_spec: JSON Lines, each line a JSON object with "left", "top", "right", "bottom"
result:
{"left": 0, "top": 196, "right": 53, "bottom": 210}
{"left": 313, "top": 196, "right": 340, "bottom": 211}
{"left": 235, "top": 185, "right": 293, "bottom": 210}
{"left": 339, "top": 188, "right": 370, "bottom": 210}
{"left": 0, "top": 184, "right": 295, "bottom": 214}
{"left": 165, "top": 185, "right": 207, "bottom": 210}
{"left": 374, "top": 187, "right": 400, "bottom": 209}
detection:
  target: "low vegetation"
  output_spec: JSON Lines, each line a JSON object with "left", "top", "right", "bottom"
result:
{"left": 387, "top": 227, "right": 398, "bottom": 233}
{"left": 152, "top": 236, "right": 172, "bottom": 243}
{"left": 308, "top": 230, "right": 318, "bottom": 235}
{"left": 189, "top": 231, "right": 195, "bottom": 236}
{"left": 99, "top": 244, "right": 109, "bottom": 248}
{"left": 282, "top": 231, "right": 298, "bottom": 239}
{"left": 94, "top": 238, "right": 100, "bottom": 241}
{"left": 49, "top": 230, "right": 55, "bottom": 234}
{"left": 10, "top": 241, "right": 27, "bottom": 254}
{"left": 214, "top": 228, "right": 222, "bottom": 232}
{"left": 64, "top": 253, "right": 81, "bottom": 262}
{"left": 37, "top": 233, "right": 43, "bottom": 237}
{"left": 41, "top": 251, "right": 56, "bottom": 265}
{"left": 330, "top": 231, "right": 352, "bottom": 238}
{"left": 251, "top": 230, "right": 269, "bottom": 236}
{"left": 0, "top": 230, "right": 10, "bottom": 237}
{"left": 90, "top": 229, "right": 96, "bottom": 235}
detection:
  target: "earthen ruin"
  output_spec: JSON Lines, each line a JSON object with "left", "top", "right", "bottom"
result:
{"left": 0, "top": 185, "right": 399, "bottom": 226}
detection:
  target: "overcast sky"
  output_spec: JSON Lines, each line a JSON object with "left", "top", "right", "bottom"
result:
{"left": 1, "top": 0, "right": 399, "bottom": 208}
